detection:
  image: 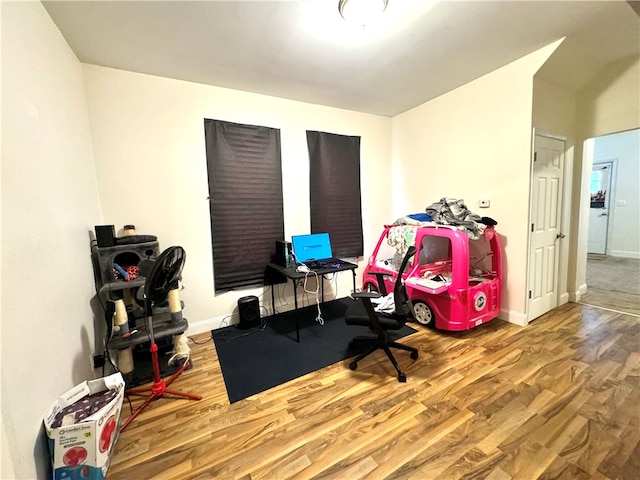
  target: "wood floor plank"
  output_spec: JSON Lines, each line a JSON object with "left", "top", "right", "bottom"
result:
{"left": 289, "top": 402, "right": 426, "bottom": 480}
{"left": 107, "top": 301, "right": 640, "bottom": 479}
{"left": 511, "top": 442, "right": 558, "bottom": 479}
{"left": 435, "top": 446, "right": 508, "bottom": 480}
{"left": 365, "top": 406, "right": 475, "bottom": 479}
{"left": 403, "top": 431, "right": 475, "bottom": 480}
{"left": 312, "top": 415, "right": 420, "bottom": 480}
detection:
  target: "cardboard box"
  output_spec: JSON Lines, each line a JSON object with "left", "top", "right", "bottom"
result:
{"left": 43, "top": 372, "right": 125, "bottom": 480}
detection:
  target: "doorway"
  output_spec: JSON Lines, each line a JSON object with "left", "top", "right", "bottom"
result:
{"left": 579, "top": 129, "right": 640, "bottom": 316}
{"left": 587, "top": 161, "right": 613, "bottom": 255}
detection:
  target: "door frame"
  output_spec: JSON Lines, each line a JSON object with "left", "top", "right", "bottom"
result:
{"left": 526, "top": 129, "right": 573, "bottom": 323}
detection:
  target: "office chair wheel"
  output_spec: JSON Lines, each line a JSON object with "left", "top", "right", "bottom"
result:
{"left": 398, "top": 373, "right": 407, "bottom": 382}
{"left": 410, "top": 351, "right": 418, "bottom": 360}
{"left": 349, "top": 361, "right": 358, "bottom": 370}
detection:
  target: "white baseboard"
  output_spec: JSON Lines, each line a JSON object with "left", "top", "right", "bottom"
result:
{"left": 609, "top": 250, "right": 640, "bottom": 259}
{"left": 498, "top": 309, "right": 528, "bottom": 327}
{"left": 569, "top": 284, "right": 587, "bottom": 302}
{"left": 576, "top": 283, "right": 588, "bottom": 302}
{"left": 187, "top": 298, "right": 300, "bottom": 336}
{"left": 559, "top": 292, "right": 570, "bottom": 305}
{"left": 186, "top": 314, "right": 236, "bottom": 337}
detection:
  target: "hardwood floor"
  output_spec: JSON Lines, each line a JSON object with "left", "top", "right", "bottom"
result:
{"left": 108, "top": 302, "right": 640, "bottom": 480}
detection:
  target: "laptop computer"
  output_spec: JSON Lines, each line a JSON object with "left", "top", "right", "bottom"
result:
{"left": 291, "top": 233, "right": 342, "bottom": 269}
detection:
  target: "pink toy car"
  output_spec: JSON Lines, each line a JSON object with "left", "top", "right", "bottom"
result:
{"left": 361, "top": 224, "right": 502, "bottom": 331}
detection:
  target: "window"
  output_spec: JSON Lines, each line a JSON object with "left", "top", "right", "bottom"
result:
{"left": 306, "top": 130, "right": 363, "bottom": 258}
{"left": 204, "top": 119, "right": 284, "bottom": 292}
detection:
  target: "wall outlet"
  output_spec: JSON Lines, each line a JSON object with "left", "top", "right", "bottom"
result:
{"left": 92, "top": 354, "right": 105, "bottom": 369}
{"left": 479, "top": 198, "right": 490, "bottom": 208}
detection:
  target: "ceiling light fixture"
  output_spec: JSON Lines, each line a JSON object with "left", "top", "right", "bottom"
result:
{"left": 338, "top": 0, "right": 389, "bottom": 27}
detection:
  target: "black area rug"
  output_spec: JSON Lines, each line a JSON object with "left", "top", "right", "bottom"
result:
{"left": 212, "top": 298, "right": 417, "bottom": 403}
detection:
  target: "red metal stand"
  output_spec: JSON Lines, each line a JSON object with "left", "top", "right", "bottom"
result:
{"left": 121, "top": 344, "right": 202, "bottom": 431}
{"left": 121, "top": 314, "right": 202, "bottom": 431}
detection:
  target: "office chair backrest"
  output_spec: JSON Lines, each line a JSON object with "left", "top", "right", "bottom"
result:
{"left": 393, "top": 246, "right": 417, "bottom": 318}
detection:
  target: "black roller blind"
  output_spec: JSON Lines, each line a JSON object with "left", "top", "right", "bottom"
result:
{"left": 306, "top": 130, "right": 363, "bottom": 258}
{"left": 204, "top": 119, "right": 284, "bottom": 292}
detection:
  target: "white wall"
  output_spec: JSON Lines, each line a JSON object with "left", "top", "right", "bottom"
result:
{"left": 531, "top": 77, "right": 578, "bottom": 305}
{"left": 1, "top": 2, "right": 102, "bottom": 479}
{"left": 81, "top": 65, "right": 393, "bottom": 333}
{"left": 391, "top": 42, "right": 560, "bottom": 324}
{"left": 531, "top": 55, "right": 640, "bottom": 303}
{"left": 532, "top": 78, "right": 579, "bottom": 136}
{"left": 579, "top": 56, "right": 640, "bottom": 141}
{"left": 593, "top": 129, "right": 640, "bottom": 258}
{"left": 572, "top": 55, "right": 640, "bottom": 294}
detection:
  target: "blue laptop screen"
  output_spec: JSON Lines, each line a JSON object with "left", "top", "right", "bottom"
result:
{"left": 291, "top": 233, "right": 333, "bottom": 263}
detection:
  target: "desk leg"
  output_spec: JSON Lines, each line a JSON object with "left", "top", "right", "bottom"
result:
{"left": 321, "top": 276, "right": 325, "bottom": 304}
{"left": 271, "top": 285, "right": 275, "bottom": 315}
{"left": 293, "top": 279, "right": 299, "bottom": 342}
{"left": 352, "top": 269, "right": 356, "bottom": 293}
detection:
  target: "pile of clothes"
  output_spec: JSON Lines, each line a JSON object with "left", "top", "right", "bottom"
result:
{"left": 425, "top": 197, "right": 497, "bottom": 240}
{"left": 386, "top": 198, "right": 498, "bottom": 259}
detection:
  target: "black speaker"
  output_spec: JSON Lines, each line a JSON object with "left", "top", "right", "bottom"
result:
{"left": 238, "top": 296, "right": 260, "bottom": 329}
{"left": 95, "top": 225, "right": 116, "bottom": 247}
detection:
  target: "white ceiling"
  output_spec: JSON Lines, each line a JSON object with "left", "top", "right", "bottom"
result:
{"left": 43, "top": 0, "right": 640, "bottom": 117}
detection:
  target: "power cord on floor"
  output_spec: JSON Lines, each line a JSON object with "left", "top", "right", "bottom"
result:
{"left": 213, "top": 319, "right": 269, "bottom": 341}
{"left": 302, "top": 270, "right": 324, "bottom": 325}
{"left": 189, "top": 334, "right": 215, "bottom": 345}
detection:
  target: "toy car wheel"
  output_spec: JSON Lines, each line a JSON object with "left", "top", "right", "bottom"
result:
{"left": 413, "top": 301, "right": 434, "bottom": 327}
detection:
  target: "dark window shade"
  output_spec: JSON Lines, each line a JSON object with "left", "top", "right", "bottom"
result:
{"left": 204, "top": 119, "right": 284, "bottom": 292}
{"left": 306, "top": 130, "right": 363, "bottom": 258}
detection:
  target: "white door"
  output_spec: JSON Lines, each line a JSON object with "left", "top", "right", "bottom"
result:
{"left": 528, "top": 134, "right": 565, "bottom": 321}
{"left": 587, "top": 162, "right": 612, "bottom": 254}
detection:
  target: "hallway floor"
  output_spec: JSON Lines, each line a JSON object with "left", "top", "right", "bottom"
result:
{"left": 579, "top": 254, "right": 640, "bottom": 316}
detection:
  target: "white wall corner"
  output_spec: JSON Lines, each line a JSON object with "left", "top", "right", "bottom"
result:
{"left": 498, "top": 309, "right": 528, "bottom": 327}
{"left": 533, "top": 37, "right": 566, "bottom": 75}
{"left": 569, "top": 283, "right": 588, "bottom": 302}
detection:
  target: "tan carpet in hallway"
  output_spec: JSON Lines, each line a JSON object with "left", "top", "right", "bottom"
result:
{"left": 580, "top": 254, "right": 640, "bottom": 315}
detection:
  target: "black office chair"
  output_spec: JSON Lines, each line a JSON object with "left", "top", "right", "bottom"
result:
{"left": 345, "top": 245, "right": 419, "bottom": 382}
